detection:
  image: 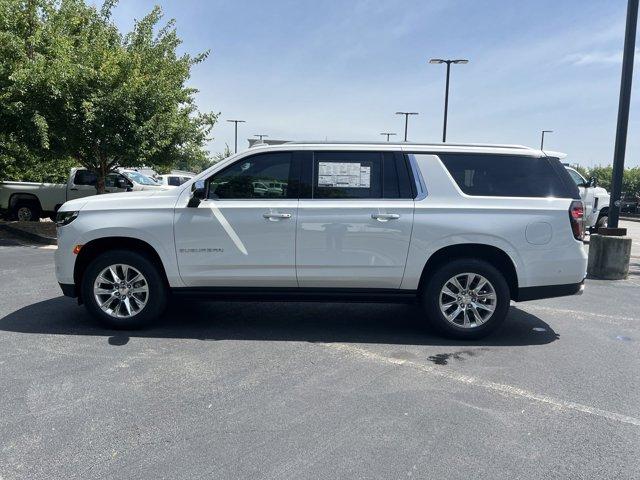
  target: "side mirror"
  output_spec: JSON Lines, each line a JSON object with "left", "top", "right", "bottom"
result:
{"left": 589, "top": 176, "right": 597, "bottom": 188}
{"left": 187, "top": 180, "right": 206, "bottom": 208}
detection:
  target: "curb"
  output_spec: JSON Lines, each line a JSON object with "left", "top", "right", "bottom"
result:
{"left": 0, "top": 224, "right": 57, "bottom": 245}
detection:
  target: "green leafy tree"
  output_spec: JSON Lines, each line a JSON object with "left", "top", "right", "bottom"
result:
{"left": 0, "top": 0, "right": 216, "bottom": 191}
{"left": 212, "top": 143, "right": 232, "bottom": 164}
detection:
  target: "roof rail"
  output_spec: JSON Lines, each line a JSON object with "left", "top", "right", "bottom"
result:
{"left": 283, "top": 140, "right": 533, "bottom": 150}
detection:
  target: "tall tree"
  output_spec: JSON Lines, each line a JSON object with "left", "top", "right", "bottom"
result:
{"left": 0, "top": 0, "right": 217, "bottom": 191}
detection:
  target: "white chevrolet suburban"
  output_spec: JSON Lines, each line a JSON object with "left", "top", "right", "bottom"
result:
{"left": 54, "top": 142, "right": 587, "bottom": 339}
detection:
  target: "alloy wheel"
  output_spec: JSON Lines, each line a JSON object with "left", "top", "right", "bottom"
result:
{"left": 93, "top": 264, "right": 149, "bottom": 318}
{"left": 438, "top": 272, "right": 497, "bottom": 328}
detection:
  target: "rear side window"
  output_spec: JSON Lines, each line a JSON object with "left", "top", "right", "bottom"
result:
{"left": 313, "top": 152, "right": 382, "bottom": 199}
{"left": 438, "top": 154, "right": 576, "bottom": 198}
{"left": 167, "top": 176, "right": 181, "bottom": 186}
{"left": 73, "top": 170, "right": 97, "bottom": 186}
{"left": 309, "top": 151, "right": 413, "bottom": 199}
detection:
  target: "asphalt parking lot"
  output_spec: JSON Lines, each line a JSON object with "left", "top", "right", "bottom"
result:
{"left": 1, "top": 223, "right": 639, "bottom": 479}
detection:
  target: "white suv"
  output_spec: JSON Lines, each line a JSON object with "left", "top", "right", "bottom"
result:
{"left": 54, "top": 142, "right": 587, "bottom": 339}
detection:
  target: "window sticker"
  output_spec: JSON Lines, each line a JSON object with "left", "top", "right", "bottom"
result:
{"left": 318, "top": 162, "right": 371, "bottom": 188}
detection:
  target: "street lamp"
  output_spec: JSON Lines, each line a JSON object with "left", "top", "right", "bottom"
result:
{"left": 607, "top": 0, "right": 638, "bottom": 230}
{"left": 380, "top": 132, "right": 396, "bottom": 142}
{"left": 395, "top": 112, "right": 419, "bottom": 142}
{"left": 540, "top": 130, "right": 553, "bottom": 150}
{"left": 429, "top": 58, "right": 469, "bottom": 142}
{"left": 227, "top": 119, "right": 246, "bottom": 153}
{"left": 254, "top": 134, "right": 269, "bottom": 144}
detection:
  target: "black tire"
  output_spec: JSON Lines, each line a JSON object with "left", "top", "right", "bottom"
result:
{"left": 81, "top": 249, "right": 168, "bottom": 329}
{"left": 596, "top": 215, "right": 608, "bottom": 229}
{"left": 422, "top": 258, "right": 510, "bottom": 339}
{"left": 12, "top": 202, "right": 40, "bottom": 221}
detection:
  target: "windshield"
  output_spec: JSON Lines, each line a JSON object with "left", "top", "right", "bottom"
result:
{"left": 122, "top": 171, "right": 159, "bottom": 186}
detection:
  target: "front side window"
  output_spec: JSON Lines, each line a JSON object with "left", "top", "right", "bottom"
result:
{"left": 105, "top": 174, "right": 131, "bottom": 189}
{"left": 208, "top": 152, "right": 294, "bottom": 199}
{"left": 437, "top": 153, "right": 574, "bottom": 198}
{"left": 105, "top": 174, "right": 119, "bottom": 188}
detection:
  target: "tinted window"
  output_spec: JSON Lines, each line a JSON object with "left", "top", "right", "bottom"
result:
{"left": 438, "top": 154, "right": 574, "bottom": 198}
{"left": 208, "top": 152, "right": 293, "bottom": 199}
{"left": 168, "top": 176, "right": 181, "bottom": 186}
{"left": 105, "top": 174, "right": 119, "bottom": 188}
{"left": 313, "top": 152, "right": 382, "bottom": 199}
{"left": 73, "top": 170, "right": 97, "bottom": 186}
{"left": 383, "top": 152, "right": 413, "bottom": 199}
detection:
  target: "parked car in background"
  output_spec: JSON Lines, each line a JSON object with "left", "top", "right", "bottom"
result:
{"left": 620, "top": 192, "right": 639, "bottom": 214}
{"left": 155, "top": 172, "right": 194, "bottom": 187}
{"left": 0, "top": 168, "right": 166, "bottom": 221}
{"left": 564, "top": 166, "right": 610, "bottom": 230}
{"left": 54, "top": 142, "right": 586, "bottom": 339}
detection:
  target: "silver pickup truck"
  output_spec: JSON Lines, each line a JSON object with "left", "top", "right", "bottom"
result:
{"left": 0, "top": 168, "right": 167, "bottom": 221}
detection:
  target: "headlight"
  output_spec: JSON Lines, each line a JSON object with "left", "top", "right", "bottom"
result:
{"left": 55, "top": 211, "right": 78, "bottom": 227}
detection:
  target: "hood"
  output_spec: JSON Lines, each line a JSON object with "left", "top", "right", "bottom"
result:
{"left": 59, "top": 189, "right": 172, "bottom": 212}
{"left": 137, "top": 184, "right": 172, "bottom": 191}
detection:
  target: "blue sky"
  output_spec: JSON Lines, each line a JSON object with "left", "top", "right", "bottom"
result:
{"left": 109, "top": 0, "right": 639, "bottom": 167}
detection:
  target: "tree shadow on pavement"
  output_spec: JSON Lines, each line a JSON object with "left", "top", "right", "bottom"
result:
{"left": 0, "top": 296, "right": 559, "bottom": 347}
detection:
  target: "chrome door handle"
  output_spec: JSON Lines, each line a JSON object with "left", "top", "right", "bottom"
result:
{"left": 263, "top": 212, "right": 292, "bottom": 220}
{"left": 371, "top": 213, "right": 400, "bottom": 221}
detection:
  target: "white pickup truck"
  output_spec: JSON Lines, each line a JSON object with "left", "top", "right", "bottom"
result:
{"left": 0, "top": 168, "right": 167, "bottom": 221}
{"left": 545, "top": 152, "right": 610, "bottom": 231}
{"left": 563, "top": 166, "right": 610, "bottom": 231}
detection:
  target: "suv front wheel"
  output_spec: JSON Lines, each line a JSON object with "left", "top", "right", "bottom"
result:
{"left": 422, "top": 258, "right": 510, "bottom": 339}
{"left": 81, "top": 250, "right": 168, "bottom": 329}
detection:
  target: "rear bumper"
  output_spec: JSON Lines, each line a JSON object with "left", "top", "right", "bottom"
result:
{"left": 515, "top": 280, "right": 584, "bottom": 302}
{"left": 59, "top": 282, "right": 77, "bottom": 298}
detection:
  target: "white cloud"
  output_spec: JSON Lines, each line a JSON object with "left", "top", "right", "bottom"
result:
{"left": 564, "top": 49, "right": 640, "bottom": 66}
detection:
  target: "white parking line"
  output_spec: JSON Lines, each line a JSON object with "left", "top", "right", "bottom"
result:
{"left": 325, "top": 343, "right": 640, "bottom": 427}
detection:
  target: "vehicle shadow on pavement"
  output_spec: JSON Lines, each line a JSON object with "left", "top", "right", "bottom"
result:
{"left": 0, "top": 296, "right": 559, "bottom": 347}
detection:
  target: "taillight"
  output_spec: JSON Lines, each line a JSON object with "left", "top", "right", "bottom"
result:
{"left": 569, "top": 200, "right": 584, "bottom": 240}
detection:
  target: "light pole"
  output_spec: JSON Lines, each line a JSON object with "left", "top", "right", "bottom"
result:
{"left": 380, "top": 132, "right": 396, "bottom": 142}
{"left": 540, "top": 130, "right": 553, "bottom": 150}
{"left": 227, "top": 119, "right": 246, "bottom": 153}
{"left": 429, "top": 58, "right": 469, "bottom": 142}
{"left": 395, "top": 112, "right": 419, "bottom": 142}
{"left": 608, "top": 0, "right": 638, "bottom": 229}
{"left": 254, "top": 134, "right": 269, "bottom": 144}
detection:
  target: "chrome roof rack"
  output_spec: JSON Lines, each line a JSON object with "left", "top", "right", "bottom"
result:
{"left": 283, "top": 140, "right": 534, "bottom": 150}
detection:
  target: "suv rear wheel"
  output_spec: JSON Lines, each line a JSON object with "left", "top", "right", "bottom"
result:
{"left": 422, "top": 258, "right": 510, "bottom": 339}
{"left": 81, "top": 250, "right": 167, "bottom": 329}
